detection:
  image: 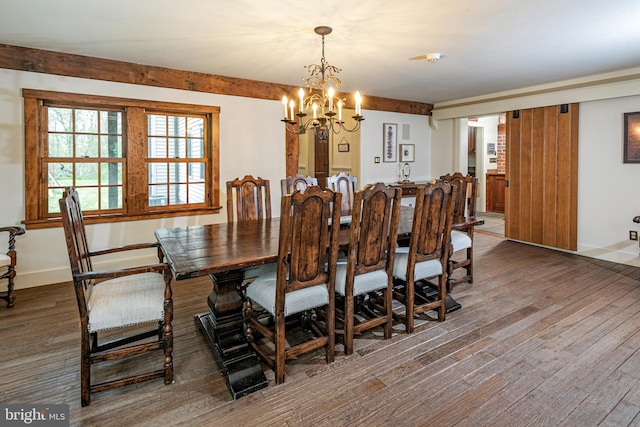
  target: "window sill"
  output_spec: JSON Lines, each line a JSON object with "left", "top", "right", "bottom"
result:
{"left": 23, "top": 206, "right": 223, "bottom": 230}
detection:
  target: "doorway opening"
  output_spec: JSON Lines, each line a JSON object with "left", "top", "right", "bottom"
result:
{"left": 468, "top": 114, "right": 506, "bottom": 237}
{"left": 297, "top": 108, "right": 361, "bottom": 187}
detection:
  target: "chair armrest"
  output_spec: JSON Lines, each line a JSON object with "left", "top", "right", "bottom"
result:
{"left": 74, "top": 263, "right": 170, "bottom": 282}
{"left": 452, "top": 216, "right": 483, "bottom": 231}
{"left": 1, "top": 226, "right": 25, "bottom": 254}
{"left": 0, "top": 226, "right": 26, "bottom": 237}
{"left": 89, "top": 242, "right": 160, "bottom": 257}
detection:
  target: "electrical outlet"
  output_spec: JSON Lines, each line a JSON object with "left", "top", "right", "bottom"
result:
{"left": 630, "top": 230, "right": 638, "bottom": 241}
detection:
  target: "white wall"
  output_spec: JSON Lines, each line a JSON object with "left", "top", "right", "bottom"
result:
{"left": 430, "top": 76, "right": 640, "bottom": 267}
{"left": 429, "top": 118, "right": 455, "bottom": 179}
{"left": 0, "top": 69, "right": 286, "bottom": 288}
{"left": 579, "top": 96, "right": 640, "bottom": 265}
{"left": 0, "top": 68, "right": 431, "bottom": 289}
{"left": 360, "top": 110, "right": 431, "bottom": 185}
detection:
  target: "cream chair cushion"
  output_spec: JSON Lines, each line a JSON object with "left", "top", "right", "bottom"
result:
{"left": 335, "top": 264, "right": 388, "bottom": 296}
{"left": 393, "top": 247, "right": 442, "bottom": 282}
{"left": 246, "top": 271, "right": 328, "bottom": 317}
{"left": 88, "top": 272, "right": 166, "bottom": 333}
{"left": 0, "top": 254, "right": 10, "bottom": 267}
{"left": 451, "top": 230, "right": 472, "bottom": 252}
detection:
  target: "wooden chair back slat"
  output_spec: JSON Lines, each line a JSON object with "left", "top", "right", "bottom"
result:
{"left": 326, "top": 172, "right": 358, "bottom": 215}
{"left": 226, "top": 175, "right": 271, "bottom": 223}
{"left": 350, "top": 183, "right": 402, "bottom": 276}
{"left": 280, "top": 174, "right": 318, "bottom": 195}
{"left": 411, "top": 181, "right": 456, "bottom": 265}
{"left": 59, "top": 187, "right": 94, "bottom": 306}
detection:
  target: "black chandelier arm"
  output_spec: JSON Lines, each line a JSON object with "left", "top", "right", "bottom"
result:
{"left": 282, "top": 119, "right": 306, "bottom": 135}
{"left": 283, "top": 115, "right": 364, "bottom": 138}
{"left": 333, "top": 116, "right": 364, "bottom": 134}
{"left": 282, "top": 116, "right": 322, "bottom": 135}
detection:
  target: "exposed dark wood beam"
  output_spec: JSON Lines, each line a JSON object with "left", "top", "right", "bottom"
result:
{"left": 0, "top": 43, "right": 432, "bottom": 115}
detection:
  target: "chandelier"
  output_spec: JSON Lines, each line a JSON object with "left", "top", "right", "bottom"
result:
{"left": 281, "top": 26, "right": 364, "bottom": 143}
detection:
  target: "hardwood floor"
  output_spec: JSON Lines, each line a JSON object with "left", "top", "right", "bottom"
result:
{"left": 2, "top": 231, "right": 640, "bottom": 426}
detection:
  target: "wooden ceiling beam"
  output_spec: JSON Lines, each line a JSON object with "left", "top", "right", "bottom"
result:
{"left": 0, "top": 43, "right": 432, "bottom": 115}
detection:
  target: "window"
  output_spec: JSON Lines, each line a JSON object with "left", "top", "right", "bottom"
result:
{"left": 147, "top": 113, "right": 206, "bottom": 207}
{"left": 23, "top": 90, "right": 221, "bottom": 229}
{"left": 46, "top": 106, "right": 124, "bottom": 214}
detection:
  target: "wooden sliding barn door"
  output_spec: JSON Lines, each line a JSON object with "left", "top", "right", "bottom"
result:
{"left": 505, "top": 104, "right": 578, "bottom": 251}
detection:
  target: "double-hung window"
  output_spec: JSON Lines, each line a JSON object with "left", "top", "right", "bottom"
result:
{"left": 23, "top": 89, "right": 221, "bottom": 228}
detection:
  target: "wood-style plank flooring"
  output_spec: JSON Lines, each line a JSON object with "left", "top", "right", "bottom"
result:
{"left": 2, "top": 231, "right": 640, "bottom": 426}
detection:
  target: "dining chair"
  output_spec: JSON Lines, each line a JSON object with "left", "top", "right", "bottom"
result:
{"left": 227, "top": 175, "right": 274, "bottom": 280}
{"left": 244, "top": 186, "right": 341, "bottom": 384}
{"left": 440, "top": 172, "right": 478, "bottom": 291}
{"left": 59, "top": 187, "right": 174, "bottom": 406}
{"left": 335, "top": 182, "right": 402, "bottom": 355}
{"left": 280, "top": 174, "right": 318, "bottom": 195}
{"left": 226, "top": 175, "right": 271, "bottom": 223}
{"left": 326, "top": 172, "right": 358, "bottom": 215}
{"left": 392, "top": 180, "right": 456, "bottom": 332}
{"left": 0, "top": 226, "right": 25, "bottom": 308}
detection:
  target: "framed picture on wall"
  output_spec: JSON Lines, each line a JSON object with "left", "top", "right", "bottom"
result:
{"left": 383, "top": 123, "right": 397, "bottom": 162}
{"left": 399, "top": 144, "right": 415, "bottom": 162}
{"left": 624, "top": 111, "right": 640, "bottom": 163}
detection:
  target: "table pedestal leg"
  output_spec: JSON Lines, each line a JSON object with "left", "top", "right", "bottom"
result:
{"left": 445, "top": 294, "right": 462, "bottom": 313}
{"left": 194, "top": 271, "right": 268, "bottom": 398}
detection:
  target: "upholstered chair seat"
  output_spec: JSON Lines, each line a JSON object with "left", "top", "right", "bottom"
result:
{"left": 335, "top": 265, "right": 388, "bottom": 297}
{"left": 450, "top": 230, "right": 472, "bottom": 253}
{"left": 88, "top": 272, "right": 166, "bottom": 333}
{"left": 246, "top": 272, "right": 328, "bottom": 317}
{"left": 392, "top": 247, "right": 443, "bottom": 282}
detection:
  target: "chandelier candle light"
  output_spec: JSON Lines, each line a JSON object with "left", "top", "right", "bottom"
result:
{"left": 282, "top": 26, "right": 364, "bottom": 143}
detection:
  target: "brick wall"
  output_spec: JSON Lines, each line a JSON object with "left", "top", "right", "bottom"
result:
{"left": 497, "top": 113, "right": 506, "bottom": 173}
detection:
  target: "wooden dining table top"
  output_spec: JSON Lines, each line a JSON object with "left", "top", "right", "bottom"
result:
{"left": 154, "top": 206, "right": 482, "bottom": 281}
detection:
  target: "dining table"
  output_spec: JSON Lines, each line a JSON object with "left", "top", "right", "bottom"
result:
{"left": 154, "top": 203, "right": 482, "bottom": 398}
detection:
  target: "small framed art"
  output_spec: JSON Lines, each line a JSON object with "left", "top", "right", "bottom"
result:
{"left": 624, "top": 111, "right": 640, "bottom": 163}
{"left": 383, "top": 123, "right": 397, "bottom": 162}
{"left": 400, "top": 144, "right": 415, "bottom": 162}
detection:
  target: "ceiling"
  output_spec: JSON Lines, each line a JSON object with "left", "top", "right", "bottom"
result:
{"left": 2, "top": 0, "right": 640, "bottom": 105}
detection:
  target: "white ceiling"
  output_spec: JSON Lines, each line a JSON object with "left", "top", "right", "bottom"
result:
{"left": 2, "top": 0, "right": 640, "bottom": 105}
